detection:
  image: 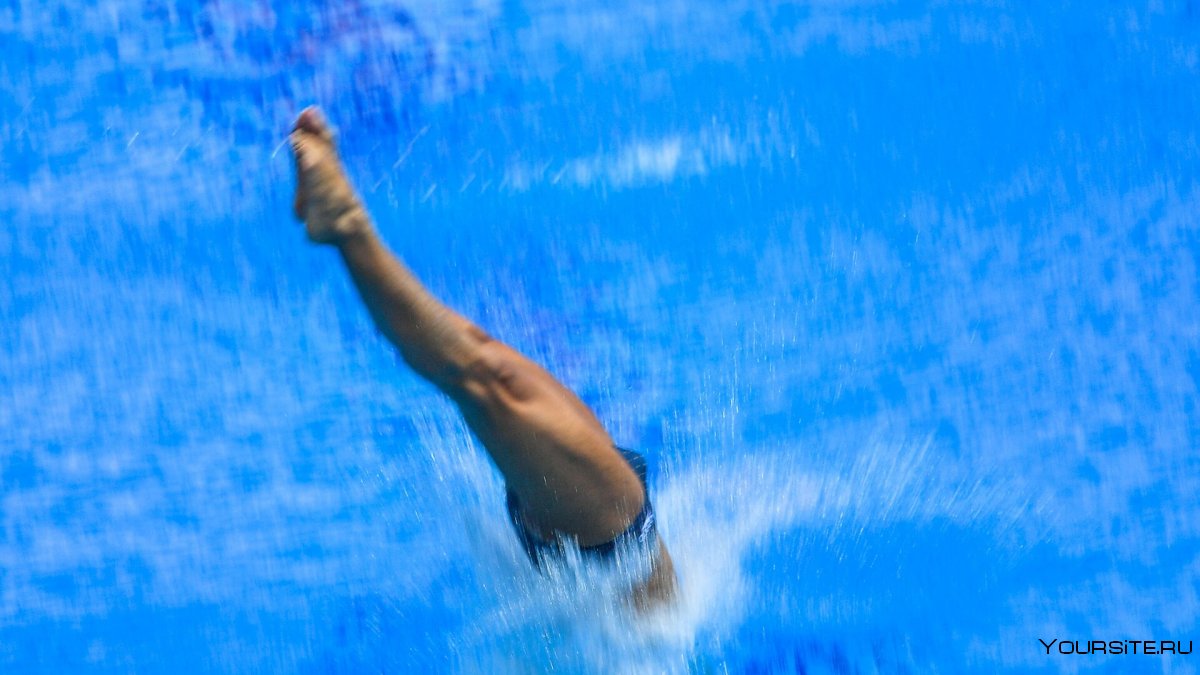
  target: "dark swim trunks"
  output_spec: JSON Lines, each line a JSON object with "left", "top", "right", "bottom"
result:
{"left": 505, "top": 447, "right": 657, "bottom": 568}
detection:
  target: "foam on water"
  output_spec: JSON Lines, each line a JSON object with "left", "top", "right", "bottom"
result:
{"left": 385, "top": 418, "right": 1032, "bottom": 673}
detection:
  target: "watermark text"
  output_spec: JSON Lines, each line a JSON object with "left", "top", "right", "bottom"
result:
{"left": 1040, "top": 639, "right": 1192, "bottom": 656}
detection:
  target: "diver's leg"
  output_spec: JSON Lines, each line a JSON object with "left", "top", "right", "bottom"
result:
{"left": 289, "top": 107, "right": 653, "bottom": 546}
{"left": 334, "top": 227, "right": 646, "bottom": 542}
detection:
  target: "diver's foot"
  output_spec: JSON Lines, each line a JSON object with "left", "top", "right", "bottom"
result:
{"left": 290, "top": 107, "right": 368, "bottom": 244}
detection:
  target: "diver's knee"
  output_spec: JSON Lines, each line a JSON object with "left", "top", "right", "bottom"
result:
{"left": 415, "top": 324, "right": 499, "bottom": 397}
{"left": 458, "top": 340, "right": 537, "bottom": 403}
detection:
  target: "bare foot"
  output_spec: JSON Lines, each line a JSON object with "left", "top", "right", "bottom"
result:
{"left": 290, "top": 107, "right": 368, "bottom": 244}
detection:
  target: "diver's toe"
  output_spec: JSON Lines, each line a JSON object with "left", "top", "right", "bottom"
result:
{"left": 294, "top": 106, "right": 336, "bottom": 144}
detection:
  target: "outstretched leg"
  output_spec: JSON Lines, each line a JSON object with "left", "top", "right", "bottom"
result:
{"left": 290, "top": 108, "right": 674, "bottom": 601}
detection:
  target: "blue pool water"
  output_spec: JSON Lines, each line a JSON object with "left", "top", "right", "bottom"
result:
{"left": 3, "top": 1, "right": 1199, "bottom": 672}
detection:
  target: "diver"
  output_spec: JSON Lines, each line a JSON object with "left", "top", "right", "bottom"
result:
{"left": 288, "top": 107, "right": 676, "bottom": 607}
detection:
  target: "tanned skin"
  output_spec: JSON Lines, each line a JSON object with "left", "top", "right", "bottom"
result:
{"left": 289, "top": 107, "right": 675, "bottom": 607}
